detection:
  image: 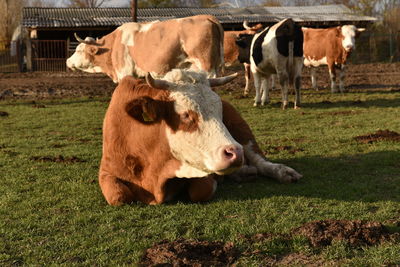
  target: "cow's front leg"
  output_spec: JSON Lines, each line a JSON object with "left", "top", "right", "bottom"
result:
{"left": 339, "top": 65, "right": 347, "bottom": 93}
{"left": 310, "top": 67, "right": 318, "bottom": 90}
{"left": 243, "top": 142, "right": 302, "bottom": 183}
{"left": 328, "top": 65, "right": 338, "bottom": 93}
{"left": 294, "top": 75, "right": 302, "bottom": 109}
{"left": 253, "top": 71, "right": 262, "bottom": 106}
{"left": 278, "top": 73, "right": 289, "bottom": 110}
{"left": 188, "top": 176, "right": 217, "bottom": 202}
{"left": 243, "top": 63, "right": 251, "bottom": 96}
{"left": 260, "top": 77, "right": 270, "bottom": 106}
{"left": 99, "top": 171, "right": 134, "bottom": 206}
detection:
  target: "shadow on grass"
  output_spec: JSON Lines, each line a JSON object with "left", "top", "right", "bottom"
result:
{"left": 301, "top": 97, "right": 400, "bottom": 109}
{"left": 217, "top": 150, "right": 400, "bottom": 203}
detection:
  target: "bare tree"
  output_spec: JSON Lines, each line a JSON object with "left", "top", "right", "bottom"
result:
{"left": 64, "top": 0, "right": 111, "bottom": 7}
{"left": 25, "top": 0, "right": 56, "bottom": 6}
{"left": 0, "top": 0, "right": 24, "bottom": 41}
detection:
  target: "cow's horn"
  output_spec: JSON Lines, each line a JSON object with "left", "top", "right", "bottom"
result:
{"left": 208, "top": 73, "right": 238, "bottom": 87}
{"left": 74, "top": 32, "right": 86, "bottom": 43}
{"left": 357, "top": 28, "right": 366, "bottom": 32}
{"left": 243, "top": 20, "right": 250, "bottom": 30}
{"left": 145, "top": 73, "right": 169, "bottom": 90}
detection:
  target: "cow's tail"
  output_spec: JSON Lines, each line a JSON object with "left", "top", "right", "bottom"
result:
{"left": 208, "top": 17, "right": 225, "bottom": 75}
{"left": 288, "top": 40, "right": 294, "bottom": 85}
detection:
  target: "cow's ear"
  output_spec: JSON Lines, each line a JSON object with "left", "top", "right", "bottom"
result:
{"left": 126, "top": 97, "right": 159, "bottom": 124}
{"left": 356, "top": 28, "right": 366, "bottom": 37}
{"left": 87, "top": 45, "right": 99, "bottom": 55}
{"left": 336, "top": 26, "right": 342, "bottom": 37}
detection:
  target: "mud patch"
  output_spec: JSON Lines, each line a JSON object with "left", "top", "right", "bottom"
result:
{"left": 139, "top": 238, "right": 239, "bottom": 266}
{"left": 292, "top": 220, "right": 397, "bottom": 247}
{"left": 354, "top": 129, "right": 400, "bottom": 144}
{"left": 30, "top": 155, "right": 86, "bottom": 163}
{"left": 0, "top": 111, "right": 9, "bottom": 116}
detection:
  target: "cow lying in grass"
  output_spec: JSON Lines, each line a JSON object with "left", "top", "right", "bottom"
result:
{"left": 99, "top": 69, "right": 302, "bottom": 205}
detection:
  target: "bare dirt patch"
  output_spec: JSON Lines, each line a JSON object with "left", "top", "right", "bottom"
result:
{"left": 30, "top": 155, "right": 86, "bottom": 163}
{"left": 292, "top": 219, "right": 397, "bottom": 247}
{"left": 139, "top": 238, "right": 240, "bottom": 267}
{"left": 1, "top": 63, "right": 400, "bottom": 101}
{"left": 354, "top": 129, "right": 400, "bottom": 144}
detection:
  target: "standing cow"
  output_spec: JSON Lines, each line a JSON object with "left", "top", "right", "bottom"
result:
{"left": 236, "top": 18, "right": 304, "bottom": 109}
{"left": 224, "top": 21, "right": 263, "bottom": 96}
{"left": 66, "top": 15, "right": 224, "bottom": 82}
{"left": 302, "top": 25, "right": 365, "bottom": 93}
{"left": 99, "top": 69, "right": 302, "bottom": 206}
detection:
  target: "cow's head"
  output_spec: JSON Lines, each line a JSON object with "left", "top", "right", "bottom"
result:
{"left": 66, "top": 33, "right": 107, "bottom": 73}
{"left": 125, "top": 70, "right": 243, "bottom": 177}
{"left": 235, "top": 34, "right": 254, "bottom": 64}
{"left": 340, "top": 25, "right": 366, "bottom": 52}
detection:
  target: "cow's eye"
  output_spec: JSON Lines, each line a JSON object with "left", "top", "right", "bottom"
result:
{"left": 180, "top": 112, "right": 192, "bottom": 123}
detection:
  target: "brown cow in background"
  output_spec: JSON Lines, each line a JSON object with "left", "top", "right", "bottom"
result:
{"left": 67, "top": 15, "right": 224, "bottom": 82}
{"left": 303, "top": 25, "right": 365, "bottom": 93}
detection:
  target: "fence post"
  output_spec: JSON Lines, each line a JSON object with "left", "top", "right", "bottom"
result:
{"left": 26, "top": 38, "right": 32, "bottom": 71}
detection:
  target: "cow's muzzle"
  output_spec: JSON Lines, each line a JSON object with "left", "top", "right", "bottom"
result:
{"left": 214, "top": 144, "right": 244, "bottom": 175}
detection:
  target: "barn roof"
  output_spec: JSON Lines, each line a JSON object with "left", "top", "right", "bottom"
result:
{"left": 22, "top": 5, "right": 377, "bottom": 28}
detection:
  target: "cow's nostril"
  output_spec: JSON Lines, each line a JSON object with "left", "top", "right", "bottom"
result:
{"left": 224, "top": 147, "right": 236, "bottom": 160}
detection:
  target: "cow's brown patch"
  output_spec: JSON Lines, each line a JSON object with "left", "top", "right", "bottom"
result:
{"left": 354, "top": 129, "right": 400, "bottom": 144}
{"left": 139, "top": 238, "right": 240, "bottom": 266}
{"left": 292, "top": 219, "right": 398, "bottom": 247}
{"left": 30, "top": 155, "right": 86, "bottom": 163}
{"left": 0, "top": 111, "right": 9, "bottom": 116}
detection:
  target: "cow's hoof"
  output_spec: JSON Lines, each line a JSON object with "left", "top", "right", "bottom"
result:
{"left": 275, "top": 164, "right": 302, "bottom": 183}
{"left": 294, "top": 105, "right": 301, "bottom": 109}
{"left": 254, "top": 102, "right": 261, "bottom": 107}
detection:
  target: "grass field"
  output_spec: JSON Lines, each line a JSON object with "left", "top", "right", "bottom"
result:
{"left": 1, "top": 85, "right": 400, "bottom": 265}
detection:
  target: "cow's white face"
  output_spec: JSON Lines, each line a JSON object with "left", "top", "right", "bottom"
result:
{"left": 163, "top": 70, "right": 243, "bottom": 177}
{"left": 66, "top": 38, "right": 102, "bottom": 73}
{"left": 341, "top": 25, "right": 359, "bottom": 52}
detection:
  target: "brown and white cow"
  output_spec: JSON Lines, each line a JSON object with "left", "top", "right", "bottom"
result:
{"left": 302, "top": 25, "right": 365, "bottom": 93}
{"left": 224, "top": 21, "right": 263, "bottom": 96}
{"left": 236, "top": 18, "right": 304, "bottom": 109}
{"left": 99, "top": 69, "right": 302, "bottom": 205}
{"left": 66, "top": 15, "right": 224, "bottom": 82}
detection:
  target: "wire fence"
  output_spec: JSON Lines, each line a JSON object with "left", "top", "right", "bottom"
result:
{"left": 0, "top": 32, "right": 399, "bottom": 73}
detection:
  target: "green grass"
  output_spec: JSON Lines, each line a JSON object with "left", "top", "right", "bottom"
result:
{"left": 1, "top": 87, "right": 400, "bottom": 266}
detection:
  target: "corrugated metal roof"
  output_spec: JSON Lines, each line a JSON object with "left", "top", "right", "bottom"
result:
{"left": 22, "top": 5, "right": 377, "bottom": 28}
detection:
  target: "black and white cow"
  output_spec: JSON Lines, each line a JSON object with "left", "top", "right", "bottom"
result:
{"left": 236, "top": 18, "right": 303, "bottom": 109}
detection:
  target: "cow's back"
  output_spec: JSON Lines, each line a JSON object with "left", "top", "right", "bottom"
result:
{"left": 128, "top": 15, "right": 224, "bottom": 77}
